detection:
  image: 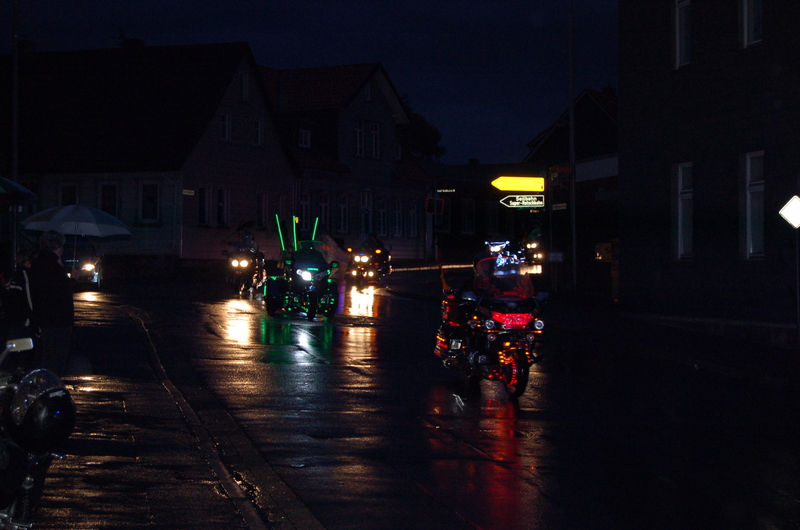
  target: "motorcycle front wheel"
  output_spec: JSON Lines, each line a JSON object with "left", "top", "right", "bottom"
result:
{"left": 499, "top": 349, "right": 529, "bottom": 398}
{"left": 306, "top": 292, "right": 318, "bottom": 321}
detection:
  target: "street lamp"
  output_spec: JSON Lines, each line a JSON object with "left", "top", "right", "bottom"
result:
{"left": 779, "top": 195, "right": 800, "bottom": 350}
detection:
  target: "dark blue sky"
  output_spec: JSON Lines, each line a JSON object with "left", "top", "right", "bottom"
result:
{"left": 2, "top": 0, "right": 618, "bottom": 165}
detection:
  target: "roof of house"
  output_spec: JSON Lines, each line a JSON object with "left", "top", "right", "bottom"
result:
{"left": 524, "top": 88, "right": 618, "bottom": 163}
{"left": 259, "top": 63, "right": 407, "bottom": 120}
{"left": 0, "top": 42, "right": 255, "bottom": 174}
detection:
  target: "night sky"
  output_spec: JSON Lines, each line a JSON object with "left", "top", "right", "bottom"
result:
{"left": 1, "top": 0, "right": 618, "bottom": 165}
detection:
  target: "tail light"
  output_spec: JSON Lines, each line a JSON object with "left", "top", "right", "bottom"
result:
{"left": 490, "top": 311, "right": 535, "bottom": 329}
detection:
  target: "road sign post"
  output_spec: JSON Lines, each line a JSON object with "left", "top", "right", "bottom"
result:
{"left": 779, "top": 195, "right": 800, "bottom": 351}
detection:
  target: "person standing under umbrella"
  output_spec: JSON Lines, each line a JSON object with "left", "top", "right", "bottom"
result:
{"left": 28, "top": 230, "right": 74, "bottom": 376}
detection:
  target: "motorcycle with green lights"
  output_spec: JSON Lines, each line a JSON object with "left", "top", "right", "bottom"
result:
{"left": 0, "top": 337, "right": 76, "bottom": 529}
{"left": 434, "top": 242, "right": 545, "bottom": 398}
{"left": 264, "top": 239, "right": 340, "bottom": 320}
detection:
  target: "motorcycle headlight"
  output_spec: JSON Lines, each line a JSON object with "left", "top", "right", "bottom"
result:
{"left": 239, "top": 259, "right": 249, "bottom": 268}
{"left": 231, "top": 259, "right": 240, "bottom": 267}
{"left": 299, "top": 270, "right": 313, "bottom": 281}
{"left": 81, "top": 263, "right": 95, "bottom": 272}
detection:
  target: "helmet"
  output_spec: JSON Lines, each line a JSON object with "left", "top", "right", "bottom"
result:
{"left": 4, "top": 369, "right": 75, "bottom": 453}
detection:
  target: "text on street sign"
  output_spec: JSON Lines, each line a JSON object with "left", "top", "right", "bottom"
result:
{"left": 500, "top": 194, "right": 545, "bottom": 208}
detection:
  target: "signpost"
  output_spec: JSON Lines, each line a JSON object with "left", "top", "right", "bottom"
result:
{"left": 491, "top": 176, "right": 545, "bottom": 192}
{"left": 499, "top": 194, "right": 545, "bottom": 208}
{"left": 779, "top": 195, "right": 800, "bottom": 351}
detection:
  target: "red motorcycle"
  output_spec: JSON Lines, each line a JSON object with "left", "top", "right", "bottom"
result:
{"left": 434, "top": 252, "right": 545, "bottom": 398}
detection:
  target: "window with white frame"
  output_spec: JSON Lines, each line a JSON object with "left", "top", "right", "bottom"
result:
{"left": 198, "top": 186, "right": 211, "bottom": 225}
{"left": 338, "top": 194, "right": 349, "bottom": 233}
{"left": 257, "top": 192, "right": 269, "bottom": 229}
{"left": 318, "top": 193, "right": 330, "bottom": 229}
{"left": 369, "top": 123, "right": 380, "bottom": 159}
{"left": 407, "top": 202, "right": 418, "bottom": 237}
{"left": 360, "top": 190, "right": 373, "bottom": 235}
{"left": 677, "top": 162, "right": 693, "bottom": 258}
{"left": 746, "top": 151, "right": 764, "bottom": 258}
{"left": 299, "top": 128, "right": 311, "bottom": 148}
{"left": 393, "top": 200, "right": 403, "bottom": 237}
{"left": 59, "top": 184, "right": 78, "bottom": 206}
{"left": 376, "top": 199, "right": 388, "bottom": 237}
{"left": 99, "top": 183, "right": 118, "bottom": 217}
{"left": 253, "top": 120, "right": 263, "bottom": 146}
{"left": 461, "top": 199, "right": 476, "bottom": 235}
{"left": 139, "top": 182, "right": 160, "bottom": 223}
{"left": 743, "top": 0, "right": 763, "bottom": 47}
{"left": 675, "top": 0, "right": 691, "bottom": 68}
{"left": 300, "top": 192, "right": 311, "bottom": 231}
{"left": 354, "top": 121, "right": 365, "bottom": 157}
{"left": 220, "top": 114, "right": 231, "bottom": 142}
{"left": 216, "top": 187, "right": 229, "bottom": 227}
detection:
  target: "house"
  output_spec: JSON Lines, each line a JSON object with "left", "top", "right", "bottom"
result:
{"left": 259, "top": 63, "right": 433, "bottom": 260}
{"left": 522, "top": 88, "right": 619, "bottom": 298}
{"left": 618, "top": 0, "right": 800, "bottom": 336}
{"left": 0, "top": 41, "right": 296, "bottom": 275}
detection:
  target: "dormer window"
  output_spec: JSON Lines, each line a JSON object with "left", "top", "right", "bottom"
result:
{"left": 299, "top": 128, "right": 311, "bottom": 148}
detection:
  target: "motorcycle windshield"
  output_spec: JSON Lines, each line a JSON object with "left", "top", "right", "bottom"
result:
{"left": 473, "top": 256, "right": 536, "bottom": 300}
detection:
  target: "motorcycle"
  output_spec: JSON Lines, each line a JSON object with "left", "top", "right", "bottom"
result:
{"left": 222, "top": 245, "right": 264, "bottom": 295}
{"left": 0, "top": 338, "right": 76, "bottom": 529}
{"left": 434, "top": 251, "right": 545, "bottom": 398}
{"left": 346, "top": 246, "right": 391, "bottom": 285}
{"left": 264, "top": 259, "right": 340, "bottom": 320}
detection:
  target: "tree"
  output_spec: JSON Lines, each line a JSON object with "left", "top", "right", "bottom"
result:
{"left": 397, "top": 96, "right": 446, "bottom": 161}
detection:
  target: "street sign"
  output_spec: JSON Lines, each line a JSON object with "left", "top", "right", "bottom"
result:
{"left": 500, "top": 194, "right": 545, "bottom": 208}
{"left": 491, "top": 176, "right": 545, "bottom": 192}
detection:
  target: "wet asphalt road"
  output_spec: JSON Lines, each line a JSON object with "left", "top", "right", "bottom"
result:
{"left": 25, "top": 272, "right": 800, "bottom": 529}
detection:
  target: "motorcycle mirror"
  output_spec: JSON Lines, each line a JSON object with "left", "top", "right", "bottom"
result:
{"left": 285, "top": 259, "right": 293, "bottom": 266}
{"left": 5, "top": 338, "right": 34, "bottom": 352}
{"left": 330, "top": 261, "right": 339, "bottom": 268}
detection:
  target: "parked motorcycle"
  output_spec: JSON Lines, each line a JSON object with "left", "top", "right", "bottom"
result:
{"left": 434, "top": 251, "right": 544, "bottom": 398}
{"left": 264, "top": 255, "right": 340, "bottom": 320}
{"left": 346, "top": 246, "right": 391, "bottom": 285}
{"left": 0, "top": 338, "right": 75, "bottom": 529}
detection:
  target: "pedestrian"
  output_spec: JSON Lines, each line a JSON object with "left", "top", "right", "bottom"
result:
{"left": 1, "top": 248, "right": 35, "bottom": 335}
{"left": 28, "top": 230, "right": 74, "bottom": 376}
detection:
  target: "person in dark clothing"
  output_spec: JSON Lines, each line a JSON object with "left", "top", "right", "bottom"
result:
{"left": 28, "top": 230, "right": 74, "bottom": 376}
{"left": 2, "top": 249, "right": 35, "bottom": 334}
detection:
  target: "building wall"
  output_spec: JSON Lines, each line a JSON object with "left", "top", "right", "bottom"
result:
{"left": 180, "top": 57, "right": 296, "bottom": 262}
{"left": 619, "top": 0, "right": 800, "bottom": 321}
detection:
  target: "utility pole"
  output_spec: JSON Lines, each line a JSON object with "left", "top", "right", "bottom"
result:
{"left": 568, "top": 0, "right": 577, "bottom": 292}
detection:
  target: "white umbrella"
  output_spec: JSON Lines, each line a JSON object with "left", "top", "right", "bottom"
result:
{"left": 21, "top": 205, "right": 130, "bottom": 237}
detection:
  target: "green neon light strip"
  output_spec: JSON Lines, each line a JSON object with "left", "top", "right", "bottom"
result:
{"left": 312, "top": 217, "right": 319, "bottom": 240}
{"left": 275, "top": 214, "right": 285, "bottom": 252}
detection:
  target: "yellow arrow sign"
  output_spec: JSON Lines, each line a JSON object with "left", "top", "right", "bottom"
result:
{"left": 491, "top": 176, "right": 545, "bottom": 192}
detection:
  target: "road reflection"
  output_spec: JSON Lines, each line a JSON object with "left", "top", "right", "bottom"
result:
{"left": 344, "top": 285, "right": 377, "bottom": 317}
